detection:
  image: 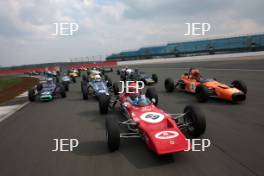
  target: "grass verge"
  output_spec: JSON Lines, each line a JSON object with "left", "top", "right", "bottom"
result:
{"left": 0, "top": 77, "right": 22, "bottom": 91}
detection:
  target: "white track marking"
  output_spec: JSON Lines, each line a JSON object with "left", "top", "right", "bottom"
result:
{"left": 0, "top": 102, "right": 29, "bottom": 123}
{"left": 16, "top": 91, "right": 28, "bottom": 98}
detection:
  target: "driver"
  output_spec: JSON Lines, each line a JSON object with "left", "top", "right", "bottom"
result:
{"left": 128, "top": 94, "right": 149, "bottom": 106}
{"left": 126, "top": 82, "right": 149, "bottom": 106}
{"left": 94, "top": 74, "right": 101, "bottom": 82}
{"left": 190, "top": 69, "right": 201, "bottom": 81}
{"left": 46, "top": 77, "right": 53, "bottom": 84}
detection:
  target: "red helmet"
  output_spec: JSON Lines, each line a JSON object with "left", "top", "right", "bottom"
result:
{"left": 127, "top": 82, "right": 137, "bottom": 94}
{"left": 191, "top": 69, "right": 200, "bottom": 77}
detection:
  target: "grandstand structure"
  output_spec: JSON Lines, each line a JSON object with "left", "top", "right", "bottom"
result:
{"left": 106, "top": 34, "right": 264, "bottom": 61}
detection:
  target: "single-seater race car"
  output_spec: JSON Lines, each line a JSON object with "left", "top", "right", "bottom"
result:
{"left": 58, "top": 69, "right": 78, "bottom": 91}
{"left": 28, "top": 77, "right": 66, "bottom": 102}
{"left": 67, "top": 69, "right": 80, "bottom": 83}
{"left": 101, "top": 67, "right": 113, "bottom": 73}
{"left": 117, "top": 67, "right": 158, "bottom": 85}
{"left": 132, "top": 69, "right": 158, "bottom": 85}
{"left": 98, "top": 82, "right": 206, "bottom": 155}
{"left": 117, "top": 67, "right": 134, "bottom": 81}
{"left": 87, "top": 67, "right": 102, "bottom": 76}
{"left": 81, "top": 74, "right": 112, "bottom": 100}
{"left": 60, "top": 74, "right": 72, "bottom": 91}
{"left": 87, "top": 67, "right": 113, "bottom": 76}
{"left": 164, "top": 68, "right": 247, "bottom": 103}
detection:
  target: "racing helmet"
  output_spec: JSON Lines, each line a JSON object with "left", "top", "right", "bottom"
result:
{"left": 127, "top": 82, "right": 138, "bottom": 94}
{"left": 94, "top": 74, "right": 101, "bottom": 82}
{"left": 129, "top": 94, "right": 149, "bottom": 106}
{"left": 126, "top": 69, "right": 133, "bottom": 75}
{"left": 191, "top": 69, "right": 200, "bottom": 78}
{"left": 136, "top": 95, "right": 149, "bottom": 106}
{"left": 47, "top": 77, "right": 53, "bottom": 84}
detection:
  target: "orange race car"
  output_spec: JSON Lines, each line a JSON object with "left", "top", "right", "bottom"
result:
{"left": 164, "top": 68, "right": 247, "bottom": 103}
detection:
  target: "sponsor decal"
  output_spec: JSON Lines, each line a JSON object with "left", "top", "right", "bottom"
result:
{"left": 140, "top": 112, "right": 164, "bottom": 123}
{"left": 99, "top": 89, "right": 106, "bottom": 93}
{"left": 155, "top": 131, "right": 179, "bottom": 139}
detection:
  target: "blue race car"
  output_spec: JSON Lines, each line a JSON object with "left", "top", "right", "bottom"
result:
{"left": 28, "top": 77, "right": 66, "bottom": 102}
{"left": 81, "top": 74, "right": 112, "bottom": 100}
{"left": 61, "top": 75, "right": 71, "bottom": 91}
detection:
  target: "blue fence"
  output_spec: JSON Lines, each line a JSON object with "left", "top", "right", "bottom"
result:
{"left": 106, "top": 34, "right": 264, "bottom": 61}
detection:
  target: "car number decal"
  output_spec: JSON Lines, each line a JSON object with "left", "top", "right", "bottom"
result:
{"left": 190, "top": 83, "right": 196, "bottom": 91}
{"left": 140, "top": 112, "right": 164, "bottom": 123}
{"left": 155, "top": 131, "right": 179, "bottom": 139}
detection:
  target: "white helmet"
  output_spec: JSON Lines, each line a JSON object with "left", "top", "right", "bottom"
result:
{"left": 47, "top": 77, "right": 53, "bottom": 84}
{"left": 95, "top": 74, "right": 101, "bottom": 81}
{"left": 126, "top": 69, "right": 132, "bottom": 74}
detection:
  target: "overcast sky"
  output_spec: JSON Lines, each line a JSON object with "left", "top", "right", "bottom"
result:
{"left": 0, "top": 0, "right": 264, "bottom": 66}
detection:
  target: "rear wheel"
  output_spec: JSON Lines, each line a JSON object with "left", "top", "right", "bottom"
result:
{"left": 195, "top": 85, "right": 209, "bottom": 102}
{"left": 82, "top": 83, "right": 88, "bottom": 100}
{"left": 59, "top": 85, "right": 66, "bottom": 98}
{"left": 82, "top": 75, "right": 87, "bottom": 81}
{"left": 63, "top": 83, "right": 69, "bottom": 91}
{"left": 152, "top": 74, "right": 158, "bottom": 83}
{"left": 106, "top": 116, "right": 120, "bottom": 151}
{"left": 98, "top": 95, "right": 110, "bottom": 114}
{"left": 28, "top": 89, "right": 36, "bottom": 102}
{"left": 164, "top": 78, "right": 174, "bottom": 92}
{"left": 146, "top": 87, "right": 158, "bottom": 106}
{"left": 71, "top": 76, "right": 76, "bottom": 83}
{"left": 232, "top": 80, "right": 247, "bottom": 94}
{"left": 183, "top": 105, "right": 206, "bottom": 137}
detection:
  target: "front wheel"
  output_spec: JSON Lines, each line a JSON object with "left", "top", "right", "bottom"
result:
{"left": 106, "top": 116, "right": 120, "bottom": 151}
{"left": 195, "top": 85, "right": 209, "bottom": 103}
{"left": 164, "top": 78, "right": 174, "bottom": 92}
{"left": 98, "top": 95, "right": 110, "bottom": 114}
{"left": 231, "top": 80, "right": 247, "bottom": 94}
{"left": 28, "top": 89, "right": 36, "bottom": 102}
{"left": 183, "top": 105, "right": 206, "bottom": 137}
{"left": 152, "top": 74, "right": 158, "bottom": 83}
{"left": 146, "top": 87, "right": 158, "bottom": 106}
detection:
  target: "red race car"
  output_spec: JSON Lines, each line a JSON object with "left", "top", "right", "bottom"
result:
{"left": 165, "top": 68, "right": 247, "bottom": 103}
{"left": 98, "top": 82, "right": 206, "bottom": 155}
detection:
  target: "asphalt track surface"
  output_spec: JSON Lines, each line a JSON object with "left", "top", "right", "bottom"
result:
{"left": 0, "top": 59, "right": 264, "bottom": 176}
